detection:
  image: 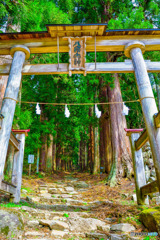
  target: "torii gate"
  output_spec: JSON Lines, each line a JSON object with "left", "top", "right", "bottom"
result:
{"left": 0, "top": 23, "right": 160, "bottom": 204}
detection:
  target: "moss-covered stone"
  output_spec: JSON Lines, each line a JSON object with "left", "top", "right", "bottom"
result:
{"left": 139, "top": 208, "right": 160, "bottom": 235}
{"left": 0, "top": 209, "right": 24, "bottom": 240}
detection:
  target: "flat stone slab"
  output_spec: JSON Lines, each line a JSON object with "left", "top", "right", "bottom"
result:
{"left": 24, "top": 231, "right": 45, "bottom": 237}
{"left": 31, "top": 197, "right": 41, "bottom": 202}
{"left": 68, "top": 217, "right": 107, "bottom": 232}
{"left": 51, "top": 230, "right": 68, "bottom": 238}
{"left": 110, "top": 223, "right": 135, "bottom": 233}
{"left": 64, "top": 187, "right": 75, "bottom": 192}
{"left": 26, "top": 239, "right": 50, "bottom": 240}
{"left": 26, "top": 220, "right": 39, "bottom": 227}
{"left": 39, "top": 219, "right": 69, "bottom": 230}
{"left": 110, "top": 234, "right": 123, "bottom": 240}
{"left": 86, "top": 232, "right": 108, "bottom": 239}
{"left": 39, "top": 193, "right": 52, "bottom": 198}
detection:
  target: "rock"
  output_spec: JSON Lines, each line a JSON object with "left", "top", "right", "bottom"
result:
{"left": 105, "top": 218, "right": 116, "bottom": 223}
{"left": 68, "top": 191, "right": 79, "bottom": 195}
{"left": 122, "top": 193, "right": 129, "bottom": 198}
{"left": 68, "top": 217, "right": 107, "bottom": 232}
{"left": 25, "top": 239, "right": 49, "bottom": 240}
{"left": 51, "top": 230, "right": 68, "bottom": 238}
{"left": 151, "top": 170, "right": 156, "bottom": 177}
{"left": 31, "top": 197, "right": 41, "bottom": 202}
{"left": 65, "top": 199, "right": 84, "bottom": 205}
{"left": 86, "top": 232, "right": 108, "bottom": 239}
{"left": 98, "top": 224, "right": 110, "bottom": 232}
{"left": 143, "top": 142, "right": 151, "bottom": 152}
{"left": 67, "top": 212, "right": 90, "bottom": 218}
{"left": 145, "top": 165, "right": 150, "bottom": 182}
{"left": 152, "top": 196, "right": 160, "bottom": 205}
{"left": 25, "top": 231, "right": 45, "bottom": 237}
{"left": 77, "top": 188, "right": 88, "bottom": 192}
{"left": 139, "top": 208, "right": 160, "bottom": 234}
{"left": 39, "top": 193, "right": 52, "bottom": 198}
{"left": 73, "top": 181, "right": 89, "bottom": 188}
{"left": 0, "top": 210, "right": 23, "bottom": 240}
{"left": 131, "top": 194, "right": 137, "bottom": 203}
{"left": 58, "top": 188, "right": 65, "bottom": 193}
{"left": 48, "top": 188, "right": 58, "bottom": 194}
{"left": 39, "top": 189, "right": 48, "bottom": 194}
{"left": 26, "top": 196, "right": 33, "bottom": 203}
{"left": 21, "top": 189, "right": 28, "bottom": 194}
{"left": 27, "top": 220, "right": 39, "bottom": 227}
{"left": 39, "top": 219, "right": 69, "bottom": 230}
{"left": 152, "top": 192, "right": 160, "bottom": 197}
{"left": 110, "top": 223, "right": 135, "bottom": 233}
{"left": 110, "top": 234, "right": 123, "bottom": 240}
{"left": 65, "top": 187, "right": 75, "bottom": 192}
{"left": 146, "top": 158, "right": 154, "bottom": 168}
{"left": 148, "top": 176, "right": 156, "bottom": 182}
{"left": 21, "top": 206, "right": 35, "bottom": 212}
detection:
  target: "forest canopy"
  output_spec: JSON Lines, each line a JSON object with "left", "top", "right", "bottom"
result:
{"left": 1, "top": 0, "right": 160, "bottom": 186}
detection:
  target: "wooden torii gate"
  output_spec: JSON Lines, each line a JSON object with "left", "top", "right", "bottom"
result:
{"left": 0, "top": 23, "right": 160, "bottom": 204}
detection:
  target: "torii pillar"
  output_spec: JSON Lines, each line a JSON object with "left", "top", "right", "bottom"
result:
{"left": 12, "top": 129, "right": 30, "bottom": 203}
{"left": 124, "top": 41, "right": 160, "bottom": 193}
{"left": 0, "top": 45, "right": 30, "bottom": 186}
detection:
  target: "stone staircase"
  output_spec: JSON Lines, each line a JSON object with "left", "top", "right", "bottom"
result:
{"left": 16, "top": 179, "right": 137, "bottom": 240}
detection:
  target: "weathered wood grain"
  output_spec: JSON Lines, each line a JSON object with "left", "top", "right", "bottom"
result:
{"left": 135, "top": 130, "right": 149, "bottom": 150}
{"left": 1, "top": 61, "right": 160, "bottom": 75}
{"left": 0, "top": 46, "right": 29, "bottom": 187}
{"left": 130, "top": 133, "right": 149, "bottom": 205}
{"left": 140, "top": 180, "right": 158, "bottom": 196}
{"left": 12, "top": 133, "right": 26, "bottom": 203}
{"left": 1, "top": 180, "right": 16, "bottom": 195}
{"left": 1, "top": 35, "right": 160, "bottom": 54}
{"left": 154, "top": 111, "right": 160, "bottom": 128}
{"left": 9, "top": 132, "right": 20, "bottom": 151}
{"left": 130, "top": 43, "right": 160, "bottom": 193}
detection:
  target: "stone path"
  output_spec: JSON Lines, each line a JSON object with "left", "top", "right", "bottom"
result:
{"left": 17, "top": 178, "right": 137, "bottom": 240}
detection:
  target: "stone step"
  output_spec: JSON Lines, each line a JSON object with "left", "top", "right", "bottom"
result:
{"left": 51, "top": 229, "right": 69, "bottom": 238}
{"left": 52, "top": 193, "right": 80, "bottom": 198}
{"left": 39, "top": 197, "right": 84, "bottom": 205}
{"left": 39, "top": 219, "right": 69, "bottom": 230}
{"left": 24, "top": 231, "right": 47, "bottom": 238}
{"left": 36, "top": 191, "right": 80, "bottom": 197}
{"left": 25, "top": 239, "right": 51, "bottom": 240}
{"left": 23, "top": 209, "right": 91, "bottom": 220}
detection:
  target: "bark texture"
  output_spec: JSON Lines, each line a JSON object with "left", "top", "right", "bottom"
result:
{"left": 40, "top": 105, "right": 47, "bottom": 172}
{"left": 107, "top": 74, "right": 132, "bottom": 186}
{"left": 93, "top": 126, "right": 100, "bottom": 174}
{"left": 46, "top": 134, "right": 53, "bottom": 173}
{"left": 88, "top": 107, "right": 94, "bottom": 173}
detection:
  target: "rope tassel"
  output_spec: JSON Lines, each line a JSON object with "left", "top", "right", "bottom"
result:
{"left": 36, "top": 103, "right": 41, "bottom": 115}
{"left": 95, "top": 104, "right": 101, "bottom": 118}
{"left": 122, "top": 102, "right": 129, "bottom": 115}
{"left": 65, "top": 104, "right": 70, "bottom": 118}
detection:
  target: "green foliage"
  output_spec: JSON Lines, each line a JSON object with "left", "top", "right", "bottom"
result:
{"left": 0, "top": 201, "right": 33, "bottom": 208}
{"left": 63, "top": 213, "right": 69, "bottom": 218}
{"left": 21, "top": 186, "right": 34, "bottom": 193}
{"left": 3, "top": 0, "right": 160, "bottom": 173}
